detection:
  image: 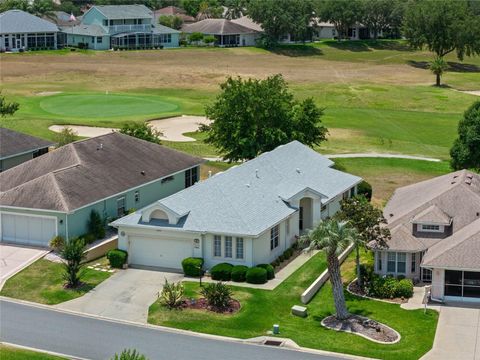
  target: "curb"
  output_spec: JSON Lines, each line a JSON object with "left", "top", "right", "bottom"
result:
{"left": 1, "top": 341, "right": 88, "bottom": 360}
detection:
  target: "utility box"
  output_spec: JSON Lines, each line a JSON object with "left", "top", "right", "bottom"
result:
{"left": 291, "top": 305, "right": 308, "bottom": 318}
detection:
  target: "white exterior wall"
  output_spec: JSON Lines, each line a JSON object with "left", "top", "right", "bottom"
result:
{"left": 202, "top": 233, "right": 253, "bottom": 268}
{"left": 316, "top": 26, "right": 335, "bottom": 39}
{"left": 240, "top": 33, "right": 258, "bottom": 46}
{"left": 431, "top": 268, "right": 445, "bottom": 300}
{"left": 374, "top": 250, "right": 421, "bottom": 280}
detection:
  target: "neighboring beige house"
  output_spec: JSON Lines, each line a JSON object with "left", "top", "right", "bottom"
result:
{"left": 371, "top": 170, "right": 480, "bottom": 303}
{"left": 0, "top": 128, "right": 54, "bottom": 172}
{"left": 154, "top": 6, "right": 196, "bottom": 24}
{"left": 182, "top": 18, "right": 260, "bottom": 46}
{"left": 111, "top": 141, "right": 362, "bottom": 271}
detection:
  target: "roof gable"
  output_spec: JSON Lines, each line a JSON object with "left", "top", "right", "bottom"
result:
{"left": 0, "top": 10, "right": 59, "bottom": 34}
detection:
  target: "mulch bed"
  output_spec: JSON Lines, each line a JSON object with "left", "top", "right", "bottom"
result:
{"left": 322, "top": 315, "right": 400, "bottom": 344}
{"left": 182, "top": 298, "right": 241, "bottom": 314}
{"left": 348, "top": 281, "right": 408, "bottom": 304}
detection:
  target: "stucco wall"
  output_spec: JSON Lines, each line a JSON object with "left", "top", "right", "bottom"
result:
{"left": 82, "top": 7, "right": 106, "bottom": 26}
{"left": 374, "top": 250, "right": 421, "bottom": 280}
{"left": 239, "top": 33, "right": 258, "bottom": 46}
{"left": 202, "top": 233, "right": 253, "bottom": 268}
{"left": 431, "top": 268, "right": 445, "bottom": 299}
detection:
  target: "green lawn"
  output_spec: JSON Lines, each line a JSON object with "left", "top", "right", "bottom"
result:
{"left": 148, "top": 251, "right": 438, "bottom": 360}
{"left": 0, "top": 345, "right": 65, "bottom": 360}
{"left": 0, "top": 257, "right": 112, "bottom": 305}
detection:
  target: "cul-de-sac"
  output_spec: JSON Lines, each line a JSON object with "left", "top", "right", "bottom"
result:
{"left": 0, "top": 1, "right": 479, "bottom": 359}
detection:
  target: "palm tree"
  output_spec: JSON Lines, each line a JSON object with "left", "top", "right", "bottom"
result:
{"left": 224, "top": 0, "right": 244, "bottom": 20}
{"left": 61, "top": 237, "right": 86, "bottom": 288}
{"left": 429, "top": 56, "right": 448, "bottom": 87}
{"left": 302, "top": 219, "right": 357, "bottom": 320}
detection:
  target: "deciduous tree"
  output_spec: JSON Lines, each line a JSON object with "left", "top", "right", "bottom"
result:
{"left": 317, "top": 0, "right": 363, "bottom": 41}
{"left": 450, "top": 101, "right": 480, "bottom": 171}
{"left": 120, "top": 122, "right": 162, "bottom": 144}
{"left": 203, "top": 74, "right": 327, "bottom": 162}
{"left": 0, "top": 92, "right": 19, "bottom": 117}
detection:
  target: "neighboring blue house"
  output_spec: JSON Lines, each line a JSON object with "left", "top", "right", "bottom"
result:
{"left": 0, "top": 132, "right": 203, "bottom": 247}
{"left": 60, "top": 5, "right": 180, "bottom": 50}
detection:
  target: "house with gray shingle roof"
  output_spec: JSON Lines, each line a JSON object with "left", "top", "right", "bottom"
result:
{"left": 0, "top": 132, "right": 203, "bottom": 247}
{"left": 111, "top": 141, "right": 362, "bottom": 271}
{"left": 370, "top": 170, "right": 480, "bottom": 303}
{"left": 0, "top": 9, "right": 59, "bottom": 51}
{"left": 59, "top": 5, "right": 180, "bottom": 50}
{"left": 0, "top": 128, "right": 55, "bottom": 171}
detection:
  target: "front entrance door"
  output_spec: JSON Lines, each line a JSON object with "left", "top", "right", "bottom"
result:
{"left": 16, "top": 39, "right": 21, "bottom": 49}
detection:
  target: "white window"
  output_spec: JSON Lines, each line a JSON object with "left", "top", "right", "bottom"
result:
{"left": 397, "top": 253, "right": 406, "bottom": 273}
{"left": 387, "top": 252, "right": 396, "bottom": 272}
{"left": 214, "top": 235, "right": 222, "bottom": 257}
{"left": 420, "top": 224, "right": 441, "bottom": 232}
{"left": 286, "top": 219, "right": 290, "bottom": 235}
{"left": 411, "top": 253, "right": 416, "bottom": 273}
{"left": 225, "top": 236, "right": 232, "bottom": 258}
{"left": 236, "top": 238, "right": 244, "bottom": 259}
{"left": 270, "top": 225, "right": 279, "bottom": 250}
{"left": 117, "top": 197, "right": 126, "bottom": 217}
{"left": 134, "top": 191, "right": 140, "bottom": 203}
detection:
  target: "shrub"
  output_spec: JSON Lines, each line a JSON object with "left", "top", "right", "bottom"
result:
{"left": 395, "top": 279, "right": 414, "bottom": 298}
{"left": 159, "top": 279, "right": 184, "bottom": 309}
{"left": 246, "top": 267, "right": 267, "bottom": 284}
{"left": 257, "top": 264, "right": 275, "bottom": 280}
{"left": 182, "top": 257, "right": 204, "bottom": 277}
{"left": 357, "top": 180, "right": 373, "bottom": 201}
{"left": 231, "top": 265, "right": 249, "bottom": 282}
{"left": 200, "top": 282, "right": 232, "bottom": 310}
{"left": 359, "top": 263, "right": 375, "bottom": 285}
{"left": 107, "top": 249, "right": 128, "bottom": 269}
{"left": 60, "top": 238, "right": 86, "bottom": 288}
{"left": 111, "top": 349, "right": 147, "bottom": 360}
{"left": 203, "top": 35, "right": 216, "bottom": 45}
{"left": 87, "top": 210, "right": 105, "bottom": 240}
{"left": 49, "top": 235, "right": 65, "bottom": 252}
{"left": 83, "top": 233, "right": 96, "bottom": 244}
{"left": 210, "top": 263, "right": 233, "bottom": 281}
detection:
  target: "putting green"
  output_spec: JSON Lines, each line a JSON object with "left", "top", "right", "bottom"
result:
{"left": 39, "top": 93, "right": 179, "bottom": 119}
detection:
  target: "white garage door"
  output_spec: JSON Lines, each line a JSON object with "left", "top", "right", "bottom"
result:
{"left": 1, "top": 213, "right": 56, "bottom": 247}
{"left": 129, "top": 236, "right": 193, "bottom": 270}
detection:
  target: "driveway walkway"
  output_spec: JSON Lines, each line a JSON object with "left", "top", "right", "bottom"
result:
{"left": 0, "top": 244, "right": 48, "bottom": 290}
{"left": 55, "top": 268, "right": 182, "bottom": 323}
{"left": 421, "top": 304, "right": 480, "bottom": 360}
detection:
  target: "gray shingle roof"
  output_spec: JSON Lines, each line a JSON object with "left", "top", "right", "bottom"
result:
{"left": 0, "top": 132, "right": 203, "bottom": 212}
{"left": 93, "top": 5, "right": 152, "bottom": 20}
{"left": 0, "top": 127, "right": 54, "bottom": 159}
{"left": 0, "top": 9, "right": 59, "bottom": 34}
{"left": 422, "top": 218, "right": 480, "bottom": 269}
{"left": 231, "top": 16, "right": 263, "bottom": 32}
{"left": 113, "top": 141, "right": 362, "bottom": 236}
{"left": 182, "top": 18, "right": 258, "bottom": 35}
{"left": 152, "top": 24, "right": 181, "bottom": 34}
{"left": 412, "top": 205, "right": 452, "bottom": 225}
{"left": 60, "top": 24, "right": 107, "bottom": 36}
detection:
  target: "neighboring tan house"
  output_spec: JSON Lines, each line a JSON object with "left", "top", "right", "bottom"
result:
{"left": 370, "top": 170, "right": 480, "bottom": 303}
{"left": 0, "top": 132, "right": 203, "bottom": 247}
{"left": 0, "top": 128, "right": 54, "bottom": 172}
{"left": 59, "top": 5, "right": 180, "bottom": 50}
{"left": 182, "top": 18, "right": 260, "bottom": 47}
{"left": 0, "top": 9, "right": 59, "bottom": 51}
{"left": 111, "top": 141, "right": 362, "bottom": 271}
{"left": 154, "top": 6, "right": 196, "bottom": 24}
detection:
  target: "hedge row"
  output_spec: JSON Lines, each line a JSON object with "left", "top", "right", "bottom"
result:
{"left": 107, "top": 249, "right": 128, "bottom": 268}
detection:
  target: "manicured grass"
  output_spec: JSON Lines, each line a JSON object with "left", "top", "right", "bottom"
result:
{"left": 0, "top": 345, "right": 65, "bottom": 360}
{"left": 333, "top": 158, "right": 452, "bottom": 205}
{"left": 148, "top": 251, "right": 438, "bottom": 360}
{"left": 39, "top": 93, "right": 178, "bottom": 118}
{"left": 0, "top": 257, "right": 112, "bottom": 305}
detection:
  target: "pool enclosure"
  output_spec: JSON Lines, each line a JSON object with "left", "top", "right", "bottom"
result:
{"left": 111, "top": 32, "right": 172, "bottom": 49}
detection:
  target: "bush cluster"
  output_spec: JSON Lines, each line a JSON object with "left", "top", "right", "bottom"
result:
{"left": 361, "top": 264, "right": 414, "bottom": 299}
{"left": 257, "top": 264, "right": 275, "bottom": 280}
{"left": 181, "top": 257, "right": 204, "bottom": 277}
{"left": 201, "top": 282, "right": 232, "bottom": 310}
{"left": 107, "top": 249, "right": 128, "bottom": 269}
{"left": 231, "top": 265, "right": 249, "bottom": 282}
{"left": 210, "top": 263, "right": 234, "bottom": 281}
{"left": 159, "top": 279, "right": 184, "bottom": 309}
{"left": 271, "top": 245, "right": 297, "bottom": 267}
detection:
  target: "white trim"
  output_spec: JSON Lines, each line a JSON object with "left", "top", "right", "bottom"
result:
{"left": 0, "top": 205, "right": 66, "bottom": 214}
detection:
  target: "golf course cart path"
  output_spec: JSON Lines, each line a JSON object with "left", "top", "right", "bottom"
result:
{"left": 460, "top": 90, "right": 480, "bottom": 96}
{"left": 49, "top": 115, "right": 210, "bottom": 142}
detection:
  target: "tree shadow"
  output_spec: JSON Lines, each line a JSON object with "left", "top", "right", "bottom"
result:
{"left": 324, "top": 40, "right": 413, "bottom": 53}
{"left": 408, "top": 60, "right": 480, "bottom": 73}
{"left": 268, "top": 44, "right": 324, "bottom": 57}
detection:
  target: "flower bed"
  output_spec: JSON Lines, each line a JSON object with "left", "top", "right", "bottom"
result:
{"left": 322, "top": 315, "right": 400, "bottom": 344}
{"left": 182, "top": 298, "right": 241, "bottom": 314}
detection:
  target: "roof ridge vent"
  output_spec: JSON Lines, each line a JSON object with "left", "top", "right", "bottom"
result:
{"left": 296, "top": 168, "right": 301, "bottom": 174}
{"left": 465, "top": 179, "right": 472, "bottom": 185}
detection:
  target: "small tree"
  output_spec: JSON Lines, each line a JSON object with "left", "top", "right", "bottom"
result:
{"left": 111, "top": 349, "right": 148, "bottom": 360}
{"left": 87, "top": 209, "right": 105, "bottom": 240}
{"left": 336, "top": 195, "right": 390, "bottom": 287}
{"left": 203, "top": 35, "right": 216, "bottom": 45}
{"left": 0, "top": 92, "right": 19, "bottom": 117}
{"left": 158, "top": 15, "right": 183, "bottom": 30}
{"left": 204, "top": 74, "right": 327, "bottom": 162}
{"left": 188, "top": 32, "right": 204, "bottom": 45}
{"left": 120, "top": 122, "right": 162, "bottom": 144}
{"left": 200, "top": 282, "right": 233, "bottom": 310}
{"left": 318, "top": 0, "right": 363, "bottom": 41}
{"left": 429, "top": 57, "right": 448, "bottom": 87}
{"left": 55, "top": 127, "right": 77, "bottom": 147}
{"left": 159, "top": 279, "right": 184, "bottom": 309}
{"left": 450, "top": 101, "right": 480, "bottom": 171}
{"left": 61, "top": 237, "right": 86, "bottom": 288}
{"left": 302, "top": 219, "right": 357, "bottom": 320}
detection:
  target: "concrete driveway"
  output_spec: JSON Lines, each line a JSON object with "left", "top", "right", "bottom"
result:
{"left": 0, "top": 244, "right": 48, "bottom": 289}
{"left": 55, "top": 268, "right": 182, "bottom": 323}
{"left": 421, "top": 303, "right": 480, "bottom": 360}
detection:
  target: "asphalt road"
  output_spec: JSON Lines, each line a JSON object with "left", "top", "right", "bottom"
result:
{"left": 0, "top": 298, "right": 352, "bottom": 360}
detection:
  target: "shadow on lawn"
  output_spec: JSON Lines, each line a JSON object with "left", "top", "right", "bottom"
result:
{"left": 408, "top": 60, "right": 480, "bottom": 73}
{"left": 325, "top": 40, "right": 413, "bottom": 52}
{"left": 268, "top": 44, "right": 323, "bottom": 57}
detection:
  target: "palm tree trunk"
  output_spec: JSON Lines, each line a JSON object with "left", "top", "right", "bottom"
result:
{"left": 356, "top": 245, "right": 362, "bottom": 287}
{"left": 436, "top": 73, "right": 441, "bottom": 87}
{"left": 327, "top": 252, "right": 350, "bottom": 320}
